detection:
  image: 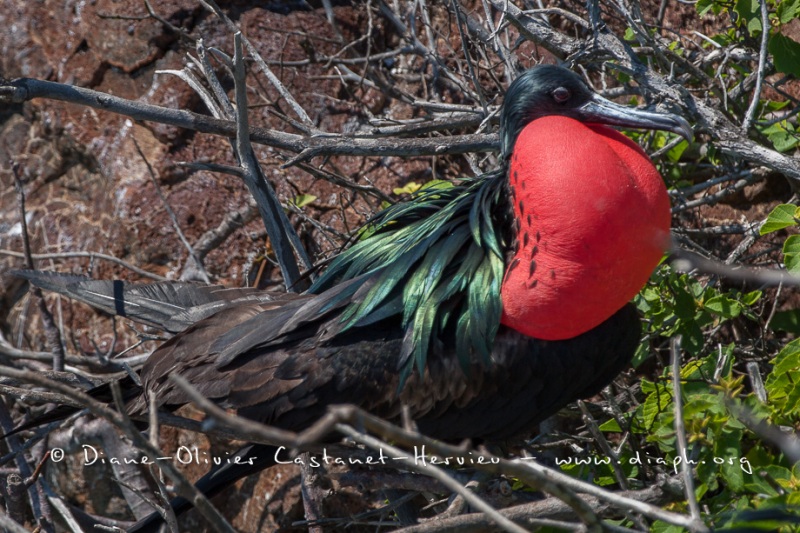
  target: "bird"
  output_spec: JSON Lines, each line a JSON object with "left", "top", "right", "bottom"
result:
{"left": 13, "top": 64, "right": 691, "bottom": 530}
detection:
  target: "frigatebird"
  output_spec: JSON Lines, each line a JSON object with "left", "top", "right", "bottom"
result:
{"left": 14, "top": 65, "right": 691, "bottom": 529}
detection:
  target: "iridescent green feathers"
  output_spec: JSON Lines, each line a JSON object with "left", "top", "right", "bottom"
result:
{"left": 309, "top": 171, "right": 509, "bottom": 384}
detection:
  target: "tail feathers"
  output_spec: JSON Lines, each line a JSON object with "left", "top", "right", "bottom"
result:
{"left": 2, "top": 376, "right": 142, "bottom": 439}
{"left": 13, "top": 270, "right": 283, "bottom": 333}
{"left": 2, "top": 404, "right": 83, "bottom": 440}
{"left": 127, "top": 444, "right": 278, "bottom": 533}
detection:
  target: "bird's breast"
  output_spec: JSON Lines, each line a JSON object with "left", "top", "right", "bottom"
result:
{"left": 500, "top": 116, "right": 670, "bottom": 340}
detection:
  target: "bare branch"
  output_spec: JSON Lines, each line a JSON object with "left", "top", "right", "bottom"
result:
{"left": 0, "top": 78, "right": 496, "bottom": 158}
{"left": 670, "top": 337, "right": 703, "bottom": 527}
{"left": 741, "top": 0, "right": 771, "bottom": 133}
{"left": 232, "top": 32, "right": 310, "bottom": 290}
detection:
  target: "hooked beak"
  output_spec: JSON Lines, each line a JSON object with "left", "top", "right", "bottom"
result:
{"left": 577, "top": 94, "right": 693, "bottom": 142}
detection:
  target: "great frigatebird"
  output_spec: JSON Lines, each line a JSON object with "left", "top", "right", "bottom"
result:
{"left": 13, "top": 64, "right": 691, "bottom": 530}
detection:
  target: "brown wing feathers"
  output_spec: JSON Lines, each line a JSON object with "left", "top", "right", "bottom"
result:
{"left": 15, "top": 269, "right": 639, "bottom": 444}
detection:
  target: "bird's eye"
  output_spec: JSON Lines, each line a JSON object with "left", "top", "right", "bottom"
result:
{"left": 553, "top": 87, "right": 571, "bottom": 103}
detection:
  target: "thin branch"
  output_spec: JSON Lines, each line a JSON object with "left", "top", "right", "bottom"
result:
{"left": 132, "top": 138, "right": 211, "bottom": 284}
{"left": 0, "top": 250, "right": 167, "bottom": 281}
{"left": 670, "top": 247, "right": 800, "bottom": 287}
{"left": 741, "top": 0, "right": 770, "bottom": 133}
{"left": 730, "top": 403, "right": 800, "bottom": 465}
{"left": 232, "top": 32, "right": 309, "bottom": 290}
{"left": 577, "top": 401, "right": 629, "bottom": 490}
{"left": 0, "top": 384, "right": 84, "bottom": 408}
{"left": 198, "top": 0, "right": 315, "bottom": 129}
{"left": 0, "top": 78, "right": 497, "bottom": 158}
{"left": 13, "top": 169, "right": 65, "bottom": 373}
{"left": 670, "top": 337, "right": 703, "bottom": 526}
{"left": 45, "top": 494, "right": 84, "bottom": 533}
{"left": 192, "top": 202, "right": 259, "bottom": 262}
{"left": 671, "top": 172, "right": 764, "bottom": 213}
{"left": 0, "top": 511, "right": 30, "bottom": 533}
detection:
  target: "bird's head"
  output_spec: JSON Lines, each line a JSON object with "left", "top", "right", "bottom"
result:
{"left": 499, "top": 65, "right": 691, "bottom": 341}
{"left": 500, "top": 65, "right": 692, "bottom": 159}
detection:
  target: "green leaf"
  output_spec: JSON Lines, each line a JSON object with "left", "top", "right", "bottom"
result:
{"left": 769, "top": 33, "right": 800, "bottom": 77}
{"left": 715, "top": 428, "right": 745, "bottom": 492}
{"left": 632, "top": 341, "right": 650, "bottom": 368}
{"left": 704, "top": 294, "right": 742, "bottom": 319}
{"left": 289, "top": 193, "right": 317, "bottom": 208}
{"left": 744, "top": 465, "right": 793, "bottom": 497}
{"left": 768, "top": 309, "right": 800, "bottom": 334}
{"left": 760, "top": 204, "right": 800, "bottom": 235}
{"left": 696, "top": 0, "right": 718, "bottom": 16}
{"left": 766, "top": 339, "right": 800, "bottom": 416}
{"left": 741, "top": 290, "right": 762, "bottom": 306}
{"left": 735, "top": 0, "right": 761, "bottom": 34}
{"left": 673, "top": 284, "right": 698, "bottom": 319}
{"left": 747, "top": 14, "right": 762, "bottom": 34}
{"left": 640, "top": 379, "right": 657, "bottom": 395}
{"left": 762, "top": 120, "right": 800, "bottom": 152}
{"left": 666, "top": 140, "right": 689, "bottom": 163}
{"left": 679, "top": 319, "right": 706, "bottom": 355}
{"left": 598, "top": 418, "right": 622, "bottom": 432}
{"left": 765, "top": 99, "right": 792, "bottom": 113}
{"left": 772, "top": 341, "right": 800, "bottom": 376}
{"left": 680, "top": 359, "right": 707, "bottom": 381}
{"left": 695, "top": 0, "right": 712, "bottom": 15}
{"left": 683, "top": 393, "right": 724, "bottom": 417}
{"left": 776, "top": 0, "right": 800, "bottom": 24}
{"left": 641, "top": 385, "right": 673, "bottom": 429}
{"left": 651, "top": 521, "right": 686, "bottom": 533}
{"left": 784, "top": 385, "right": 800, "bottom": 417}
{"left": 783, "top": 235, "right": 800, "bottom": 273}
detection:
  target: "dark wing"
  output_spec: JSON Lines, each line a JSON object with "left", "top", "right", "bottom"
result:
{"left": 16, "top": 254, "right": 638, "bottom": 442}
{"left": 131, "top": 292, "right": 639, "bottom": 442}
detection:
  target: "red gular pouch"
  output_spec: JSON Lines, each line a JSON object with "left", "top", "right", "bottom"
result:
{"left": 501, "top": 115, "right": 671, "bottom": 341}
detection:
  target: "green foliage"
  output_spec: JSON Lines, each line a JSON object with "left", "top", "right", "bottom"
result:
{"left": 769, "top": 33, "right": 800, "bottom": 77}
{"left": 765, "top": 339, "right": 800, "bottom": 420}
{"left": 560, "top": 339, "right": 800, "bottom": 530}
{"left": 762, "top": 121, "right": 800, "bottom": 153}
{"left": 782, "top": 236, "right": 800, "bottom": 274}
{"left": 626, "top": 259, "right": 797, "bottom": 527}
{"left": 761, "top": 204, "right": 800, "bottom": 235}
{"left": 769, "top": 309, "right": 800, "bottom": 334}
{"left": 776, "top": 0, "right": 800, "bottom": 23}
{"left": 635, "top": 264, "right": 762, "bottom": 357}
{"left": 734, "top": 0, "right": 764, "bottom": 35}
{"left": 695, "top": 0, "right": 800, "bottom": 154}
{"left": 759, "top": 203, "right": 800, "bottom": 273}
